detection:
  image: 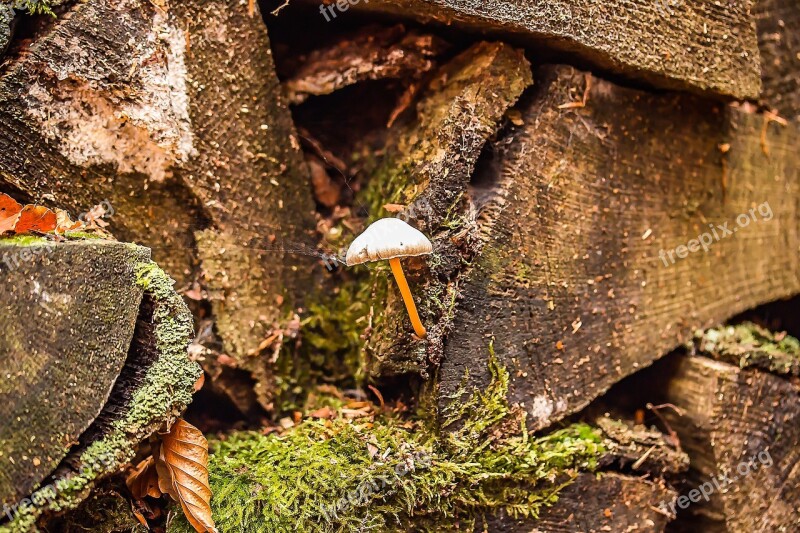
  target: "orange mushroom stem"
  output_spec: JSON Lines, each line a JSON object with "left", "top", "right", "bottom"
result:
{"left": 389, "top": 257, "right": 427, "bottom": 339}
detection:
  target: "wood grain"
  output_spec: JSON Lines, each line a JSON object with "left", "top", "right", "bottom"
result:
{"left": 344, "top": 0, "right": 761, "bottom": 99}
{"left": 662, "top": 355, "right": 800, "bottom": 532}
{"left": 432, "top": 64, "right": 799, "bottom": 431}
{"left": 0, "top": 240, "right": 148, "bottom": 507}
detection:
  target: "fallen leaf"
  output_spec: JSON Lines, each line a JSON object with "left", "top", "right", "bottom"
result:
{"left": 0, "top": 194, "right": 23, "bottom": 234}
{"left": 157, "top": 419, "right": 217, "bottom": 533}
{"left": 14, "top": 205, "right": 57, "bottom": 234}
{"left": 126, "top": 456, "right": 162, "bottom": 499}
{"left": 0, "top": 193, "right": 22, "bottom": 219}
{"left": 55, "top": 209, "right": 83, "bottom": 233}
{"left": 309, "top": 406, "right": 335, "bottom": 419}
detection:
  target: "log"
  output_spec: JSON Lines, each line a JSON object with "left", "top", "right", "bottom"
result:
{"left": 407, "top": 64, "right": 800, "bottom": 432}
{"left": 692, "top": 321, "right": 800, "bottom": 377}
{"left": 754, "top": 0, "right": 800, "bottom": 121}
{"left": 0, "top": 238, "right": 200, "bottom": 531}
{"left": 338, "top": 0, "right": 762, "bottom": 99}
{"left": 661, "top": 354, "right": 800, "bottom": 532}
{"left": 483, "top": 473, "right": 676, "bottom": 532}
{"left": 0, "top": 238, "right": 147, "bottom": 508}
{"left": 357, "top": 40, "right": 533, "bottom": 376}
{"left": 0, "top": 0, "right": 318, "bottom": 411}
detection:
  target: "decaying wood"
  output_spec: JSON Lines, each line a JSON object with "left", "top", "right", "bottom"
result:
{"left": 483, "top": 473, "right": 676, "bottom": 532}
{"left": 343, "top": 0, "right": 761, "bottom": 99}
{"left": 416, "top": 64, "right": 800, "bottom": 433}
{"left": 0, "top": 240, "right": 147, "bottom": 508}
{"left": 661, "top": 355, "right": 800, "bottom": 532}
{"left": 692, "top": 322, "right": 800, "bottom": 377}
{"left": 0, "top": 0, "right": 318, "bottom": 411}
{"left": 754, "top": 0, "right": 800, "bottom": 121}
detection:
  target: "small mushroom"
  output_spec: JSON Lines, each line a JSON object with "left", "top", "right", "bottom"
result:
{"left": 346, "top": 218, "right": 433, "bottom": 339}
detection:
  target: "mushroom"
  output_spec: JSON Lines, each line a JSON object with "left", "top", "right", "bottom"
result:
{"left": 346, "top": 218, "right": 433, "bottom": 339}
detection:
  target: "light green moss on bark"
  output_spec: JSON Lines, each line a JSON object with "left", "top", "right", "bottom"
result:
{"left": 169, "top": 344, "right": 605, "bottom": 532}
{"left": 1, "top": 261, "right": 199, "bottom": 532}
{"left": 694, "top": 322, "right": 800, "bottom": 375}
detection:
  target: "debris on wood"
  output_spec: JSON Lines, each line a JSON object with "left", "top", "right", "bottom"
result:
{"left": 285, "top": 24, "right": 448, "bottom": 104}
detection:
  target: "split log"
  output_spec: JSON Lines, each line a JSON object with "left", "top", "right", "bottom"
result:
{"left": 0, "top": 0, "right": 318, "bottom": 411}
{"left": 358, "top": 40, "right": 533, "bottom": 375}
{"left": 0, "top": 238, "right": 200, "bottom": 531}
{"left": 364, "top": 63, "right": 800, "bottom": 432}
{"left": 340, "top": 0, "right": 761, "bottom": 99}
{"left": 483, "top": 473, "right": 676, "bottom": 532}
{"left": 661, "top": 354, "right": 800, "bottom": 532}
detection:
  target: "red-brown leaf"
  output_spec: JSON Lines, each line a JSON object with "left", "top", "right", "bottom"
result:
{"left": 0, "top": 194, "right": 22, "bottom": 234}
{"left": 126, "top": 456, "right": 162, "bottom": 500}
{"left": 14, "top": 205, "right": 57, "bottom": 234}
{"left": 157, "top": 419, "right": 217, "bottom": 533}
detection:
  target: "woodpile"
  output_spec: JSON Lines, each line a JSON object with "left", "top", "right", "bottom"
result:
{"left": 0, "top": 0, "right": 797, "bottom": 531}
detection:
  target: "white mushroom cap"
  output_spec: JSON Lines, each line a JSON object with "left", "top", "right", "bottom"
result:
{"left": 346, "top": 218, "right": 433, "bottom": 266}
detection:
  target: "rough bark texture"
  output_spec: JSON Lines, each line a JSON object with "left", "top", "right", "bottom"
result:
{"left": 754, "top": 0, "right": 800, "bottom": 121}
{"left": 171, "top": 1, "right": 317, "bottom": 383}
{"left": 661, "top": 355, "right": 800, "bottom": 532}
{"left": 483, "top": 472, "right": 676, "bottom": 532}
{"left": 0, "top": 239, "right": 147, "bottom": 508}
{"left": 431, "top": 64, "right": 799, "bottom": 433}
{"left": 0, "top": 0, "right": 318, "bottom": 411}
{"left": 343, "top": 0, "right": 761, "bottom": 99}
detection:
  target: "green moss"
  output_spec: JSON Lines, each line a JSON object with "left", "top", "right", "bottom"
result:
{"left": 0, "top": 235, "right": 49, "bottom": 246}
{"left": 13, "top": 1, "right": 56, "bottom": 16}
{"left": 274, "top": 264, "right": 391, "bottom": 413}
{"left": 695, "top": 322, "right": 800, "bottom": 375}
{"left": 1, "top": 262, "right": 200, "bottom": 532}
{"left": 169, "top": 344, "right": 604, "bottom": 533}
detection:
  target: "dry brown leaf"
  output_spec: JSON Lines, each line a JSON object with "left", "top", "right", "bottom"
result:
{"left": 55, "top": 208, "right": 84, "bottom": 233}
{"left": 14, "top": 205, "right": 57, "bottom": 234}
{"left": 126, "top": 456, "right": 162, "bottom": 499}
{"left": 158, "top": 419, "right": 217, "bottom": 533}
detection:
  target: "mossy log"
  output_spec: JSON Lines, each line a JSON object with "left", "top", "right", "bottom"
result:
{"left": 0, "top": 0, "right": 318, "bottom": 411}
{"left": 369, "top": 63, "right": 799, "bottom": 433}
{"left": 359, "top": 40, "right": 533, "bottom": 376}
{"left": 483, "top": 472, "right": 676, "bottom": 532}
{"left": 0, "top": 239, "right": 147, "bottom": 509}
{"left": 0, "top": 239, "right": 200, "bottom": 532}
{"left": 660, "top": 353, "right": 800, "bottom": 532}
{"left": 338, "top": 0, "right": 761, "bottom": 99}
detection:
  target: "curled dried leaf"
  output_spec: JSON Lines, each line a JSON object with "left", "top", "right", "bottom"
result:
{"left": 55, "top": 208, "right": 84, "bottom": 233}
{"left": 158, "top": 419, "right": 217, "bottom": 533}
{"left": 126, "top": 456, "right": 162, "bottom": 500}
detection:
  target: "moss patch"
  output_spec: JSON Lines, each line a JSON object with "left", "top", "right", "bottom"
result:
{"left": 694, "top": 322, "right": 800, "bottom": 376}
{"left": 169, "top": 344, "right": 604, "bottom": 532}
